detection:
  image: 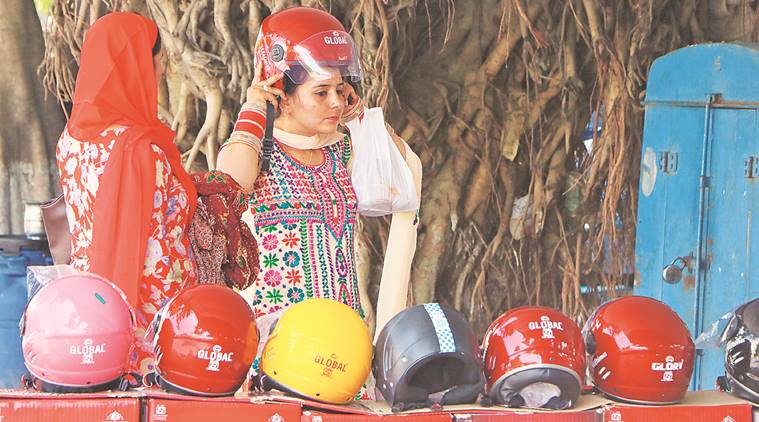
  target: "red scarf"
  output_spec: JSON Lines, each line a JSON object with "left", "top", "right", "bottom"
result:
{"left": 66, "top": 12, "right": 197, "bottom": 307}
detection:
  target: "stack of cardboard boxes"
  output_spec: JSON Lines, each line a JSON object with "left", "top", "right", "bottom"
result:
{"left": 0, "top": 389, "right": 751, "bottom": 422}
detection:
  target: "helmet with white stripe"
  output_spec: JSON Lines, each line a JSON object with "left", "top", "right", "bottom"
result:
{"left": 373, "top": 303, "right": 485, "bottom": 411}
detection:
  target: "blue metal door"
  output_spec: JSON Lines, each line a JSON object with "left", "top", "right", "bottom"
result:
{"left": 698, "top": 107, "right": 759, "bottom": 388}
{"left": 635, "top": 43, "right": 759, "bottom": 390}
{"left": 635, "top": 104, "right": 703, "bottom": 333}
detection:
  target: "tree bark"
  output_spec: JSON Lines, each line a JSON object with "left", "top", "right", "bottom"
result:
{"left": 0, "top": 0, "right": 65, "bottom": 234}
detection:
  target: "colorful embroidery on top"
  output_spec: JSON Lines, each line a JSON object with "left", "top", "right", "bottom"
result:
{"left": 245, "top": 137, "right": 363, "bottom": 317}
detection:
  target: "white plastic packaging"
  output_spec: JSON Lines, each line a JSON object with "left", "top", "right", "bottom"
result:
{"left": 26, "top": 264, "right": 82, "bottom": 300}
{"left": 346, "top": 107, "right": 419, "bottom": 216}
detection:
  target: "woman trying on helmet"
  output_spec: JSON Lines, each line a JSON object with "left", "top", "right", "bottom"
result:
{"left": 216, "top": 7, "right": 422, "bottom": 399}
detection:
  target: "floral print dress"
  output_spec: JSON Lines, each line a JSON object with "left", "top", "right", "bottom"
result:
{"left": 56, "top": 126, "right": 197, "bottom": 376}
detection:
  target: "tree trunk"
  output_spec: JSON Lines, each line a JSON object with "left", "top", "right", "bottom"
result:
{"left": 0, "top": 0, "right": 65, "bottom": 234}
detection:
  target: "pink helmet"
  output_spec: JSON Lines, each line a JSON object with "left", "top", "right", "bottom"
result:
{"left": 21, "top": 273, "right": 136, "bottom": 392}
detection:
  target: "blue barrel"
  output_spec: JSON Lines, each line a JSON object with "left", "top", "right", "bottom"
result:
{"left": 0, "top": 236, "right": 51, "bottom": 388}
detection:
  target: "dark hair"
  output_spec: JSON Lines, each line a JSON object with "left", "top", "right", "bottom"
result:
{"left": 283, "top": 75, "right": 298, "bottom": 96}
{"left": 275, "top": 69, "right": 301, "bottom": 117}
{"left": 281, "top": 66, "right": 307, "bottom": 96}
{"left": 274, "top": 77, "right": 297, "bottom": 118}
{"left": 152, "top": 34, "right": 162, "bottom": 57}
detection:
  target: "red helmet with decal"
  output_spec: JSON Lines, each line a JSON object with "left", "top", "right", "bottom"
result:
{"left": 482, "top": 306, "right": 585, "bottom": 409}
{"left": 149, "top": 285, "right": 258, "bottom": 396}
{"left": 583, "top": 296, "right": 695, "bottom": 404}
{"left": 254, "top": 6, "right": 362, "bottom": 90}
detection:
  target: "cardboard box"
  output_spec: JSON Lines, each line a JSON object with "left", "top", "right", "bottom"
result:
{"left": 0, "top": 390, "right": 141, "bottom": 422}
{"left": 258, "top": 392, "right": 455, "bottom": 420}
{"left": 144, "top": 391, "right": 302, "bottom": 422}
{"left": 602, "top": 391, "right": 753, "bottom": 422}
{"left": 277, "top": 391, "right": 608, "bottom": 422}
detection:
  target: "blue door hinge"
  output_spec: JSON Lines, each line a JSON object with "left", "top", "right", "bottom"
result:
{"left": 745, "top": 156, "right": 759, "bottom": 179}
{"left": 658, "top": 151, "right": 679, "bottom": 175}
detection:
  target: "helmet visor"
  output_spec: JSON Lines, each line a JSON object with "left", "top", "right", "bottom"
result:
{"left": 285, "top": 30, "right": 362, "bottom": 84}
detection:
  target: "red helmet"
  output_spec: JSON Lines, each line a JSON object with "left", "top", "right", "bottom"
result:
{"left": 254, "top": 7, "right": 362, "bottom": 89}
{"left": 150, "top": 285, "right": 258, "bottom": 396}
{"left": 583, "top": 296, "right": 694, "bottom": 404}
{"left": 482, "top": 307, "right": 585, "bottom": 409}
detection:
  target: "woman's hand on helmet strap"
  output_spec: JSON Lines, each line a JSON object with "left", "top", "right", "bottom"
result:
{"left": 343, "top": 82, "right": 360, "bottom": 108}
{"left": 247, "top": 62, "right": 284, "bottom": 110}
{"left": 339, "top": 83, "right": 363, "bottom": 124}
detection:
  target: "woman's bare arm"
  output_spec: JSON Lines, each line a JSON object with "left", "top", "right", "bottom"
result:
{"left": 216, "top": 143, "right": 261, "bottom": 192}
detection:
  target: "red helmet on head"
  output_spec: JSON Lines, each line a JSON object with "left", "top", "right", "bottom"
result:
{"left": 150, "top": 285, "right": 258, "bottom": 396}
{"left": 254, "top": 7, "right": 362, "bottom": 90}
{"left": 482, "top": 307, "right": 585, "bottom": 410}
{"left": 583, "top": 296, "right": 695, "bottom": 404}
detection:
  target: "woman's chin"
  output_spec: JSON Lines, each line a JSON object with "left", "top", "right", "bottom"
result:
{"left": 317, "top": 123, "right": 339, "bottom": 134}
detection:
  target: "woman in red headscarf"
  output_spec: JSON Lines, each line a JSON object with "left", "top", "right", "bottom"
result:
{"left": 55, "top": 12, "right": 197, "bottom": 376}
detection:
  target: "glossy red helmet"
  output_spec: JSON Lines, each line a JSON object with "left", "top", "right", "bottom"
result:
{"left": 254, "top": 7, "right": 362, "bottom": 90}
{"left": 482, "top": 307, "right": 585, "bottom": 409}
{"left": 150, "top": 285, "right": 258, "bottom": 396}
{"left": 583, "top": 296, "right": 695, "bottom": 404}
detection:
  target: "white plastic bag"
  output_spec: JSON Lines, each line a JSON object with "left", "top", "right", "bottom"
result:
{"left": 695, "top": 308, "right": 739, "bottom": 350}
{"left": 346, "top": 107, "right": 419, "bottom": 216}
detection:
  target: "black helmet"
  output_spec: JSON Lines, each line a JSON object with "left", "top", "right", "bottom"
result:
{"left": 373, "top": 303, "right": 485, "bottom": 412}
{"left": 720, "top": 298, "right": 759, "bottom": 403}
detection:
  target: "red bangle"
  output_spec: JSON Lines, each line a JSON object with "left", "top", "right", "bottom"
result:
{"left": 233, "top": 109, "right": 266, "bottom": 139}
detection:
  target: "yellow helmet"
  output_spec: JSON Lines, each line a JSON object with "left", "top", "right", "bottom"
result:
{"left": 260, "top": 298, "right": 372, "bottom": 404}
